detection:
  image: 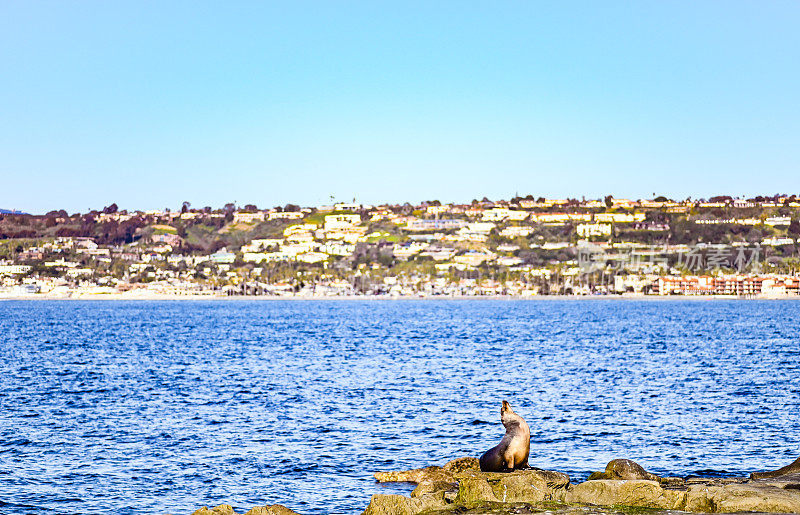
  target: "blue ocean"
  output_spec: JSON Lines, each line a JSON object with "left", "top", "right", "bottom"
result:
{"left": 1, "top": 300, "right": 798, "bottom": 514}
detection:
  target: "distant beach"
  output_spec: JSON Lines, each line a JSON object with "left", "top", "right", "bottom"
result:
{"left": 2, "top": 292, "right": 799, "bottom": 301}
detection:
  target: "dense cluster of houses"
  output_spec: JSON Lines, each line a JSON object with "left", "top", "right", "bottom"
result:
{"left": 1, "top": 196, "right": 799, "bottom": 298}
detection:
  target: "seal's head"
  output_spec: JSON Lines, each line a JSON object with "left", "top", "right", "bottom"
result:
{"left": 500, "top": 400, "right": 520, "bottom": 427}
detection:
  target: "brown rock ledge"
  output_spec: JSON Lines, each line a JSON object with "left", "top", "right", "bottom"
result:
{"left": 365, "top": 458, "right": 800, "bottom": 514}
{"left": 190, "top": 504, "right": 301, "bottom": 515}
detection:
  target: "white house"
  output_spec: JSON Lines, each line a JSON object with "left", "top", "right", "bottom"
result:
{"left": 497, "top": 256, "right": 524, "bottom": 267}
{"left": 282, "top": 242, "right": 318, "bottom": 256}
{"left": 284, "top": 223, "right": 319, "bottom": 236}
{"left": 297, "top": 252, "right": 328, "bottom": 264}
{"left": 324, "top": 214, "right": 361, "bottom": 231}
{"left": 393, "top": 242, "right": 428, "bottom": 259}
{"left": 286, "top": 231, "right": 315, "bottom": 244}
{"left": 268, "top": 211, "right": 305, "bottom": 220}
{"left": 243, "top": 252, "right": 291, "bottom": 263}
{"left": 241, "top": 238, "right": 283, "bottom": 253}
{"left": 233, "top": 212, "right": 266, "bottom": 223}
{"left": 465, "top": 222, "right": 495, "bottom": 234}
{"left": 500, "top": 226, "right": 534, "bottom": 238}
{"left": 0, "top": 264, "right": 32, "bottom": 275}
{"left": 210, "top": 249, "right": 236, "bottom": 264}
{"left": 322, "top": 242, "right": 356, "bottom": 256}
{"left": 577, "top": 223, "right": 612, "bottom": 238}
{"left": 765, "top": 216, "right": 791, "bottom": 226}
{"left": 453, "top": 250, "right": 496, "bottom": 267}
{"left": 333, "top": 203, "right": 363, "bottom": 211}
{"left": 482, "top": 208, "right": 529, "bottom": 222}
{"left": 762, "top": 237, "right": 795, "bottom": 246}
{"left": 594, "top": 212, "right": 646, "bottom": 223}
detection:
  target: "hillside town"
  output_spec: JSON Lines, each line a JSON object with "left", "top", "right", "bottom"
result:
{"left": 2, "top": 194, "right": 800, "bottom": 298}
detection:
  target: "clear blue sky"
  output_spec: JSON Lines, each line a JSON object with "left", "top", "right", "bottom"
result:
{"left": 2, "top": 1, "right": 799, "bottom": 214}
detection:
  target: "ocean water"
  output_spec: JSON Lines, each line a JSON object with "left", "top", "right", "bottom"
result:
{"left": 0, "top": 299, "right": 798, "bottom": 515}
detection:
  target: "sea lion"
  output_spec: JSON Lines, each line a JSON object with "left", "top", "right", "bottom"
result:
{"left": 479, "top": 400, "right": 531, "bottom": 472}
{"left": 751, "top": 456, "right": 800, "bottom": 479}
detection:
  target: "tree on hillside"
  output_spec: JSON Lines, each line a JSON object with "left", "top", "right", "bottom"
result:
{"left": 181, "top": 201, "right": 191, "bottom": 214}
{"left": 223, "top": 203, "right": 236, "bottom": 222}
{"left": 102, "top": 203, "right": 118, "bottom": 214}
{"left": 789, "top": 219, "right": 800, "bottom": 237}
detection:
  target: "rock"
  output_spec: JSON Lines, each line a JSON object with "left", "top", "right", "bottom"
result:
{"left": 587, "top": 459, "right": 661, "bottom": 481}
{"left": 686, "top": 476, "right": 748, "bottom": 486}
{"left": 243, "top": 506, "right": 302, "bottom": 515}
{"left": 374, "top": 465, "right": 453, "bottom": 484}
{"left": 658, "top": 476, "right": 687, "bottom": 488}
{"left": 525, "top": 469, "right": 571, "bottom": 489}
{"left": 361, "top": 492, "right": 449, "bottom": 515}
{"left": 566, "top": 479, "right": 686, "bottom": 510}
{"left": 449, "top": 469, "right": 570, "bottom": 506}
{"left": 684, "top": 484, "right": 721, "bottom": 512}
{"left": 487, "top": 473, "right": 551, "bottom": 503}
{"left": 452, "top": 469, "right": 570, "bottom": 488}
{"left": 191, "top": 505, "right": 300, "bottom": 515}
{"left": 373, "top": 462, "right": 571, "bottom": 512}
{"left": 454, "top": 475, "right": 499, "bottom": 506}
{"left": 687, "top": 482, "right": 800, "bottom": 513}
{"left": 750, "top": 472, "right": 800, "bottom": 490}
{"left": 374, "top": 457, "right": 478, "bottom": 484}
{"left": 368, "top": 458, "right": 800, "bottom": 513}
{"left": 410, "top": 480, "right": 458, "bottom": 498}
{"left": 442, "top": 456, "right": 480, "bottom": 473}
{"left": 361, "top": 494, "right": 415, "bottom": 515}
{"left": 751, "top": 455, "right": 800, "bottom": 479}
{"left": 491, "top": 469, "right": 570, "bottom": 503}
{"left": 409, "top": 491, "right": 452, "bottom": 512}
{"left": 567, "top": 476, "right": 800, "bottom": 513}
{"left": 192, "top": 505, "right": 235, "bottom": 515}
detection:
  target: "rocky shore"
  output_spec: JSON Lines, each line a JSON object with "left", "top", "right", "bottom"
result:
{"left": 187, "top": 457, "right": 800, "bottom": 515}
{"left": 364, "top": 457, "right": 800, "bottom": 514}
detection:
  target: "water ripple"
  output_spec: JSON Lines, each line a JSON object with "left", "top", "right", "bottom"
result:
{"left": 0, "top": 300, "right": 799, "bottom": 514}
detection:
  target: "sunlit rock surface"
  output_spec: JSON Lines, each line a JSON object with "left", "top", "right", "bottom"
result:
{"left": 751, "top": 455, "right": 800, "bottom": 479}
{"left": 374, "top": 457, "right": 481, "bottom": 483}
{"left": 190, "top": 504, "right": 301, "bottom": 515}
{"left": 586, "top": 458, "right": 662, "bottom": 482}
{"left": 365, "top": 458, "right": 800, "bottom": 514}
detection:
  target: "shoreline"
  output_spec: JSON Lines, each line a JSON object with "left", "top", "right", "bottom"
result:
{"left": 2, "top": 293, "right": 800, "bottom": 301}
